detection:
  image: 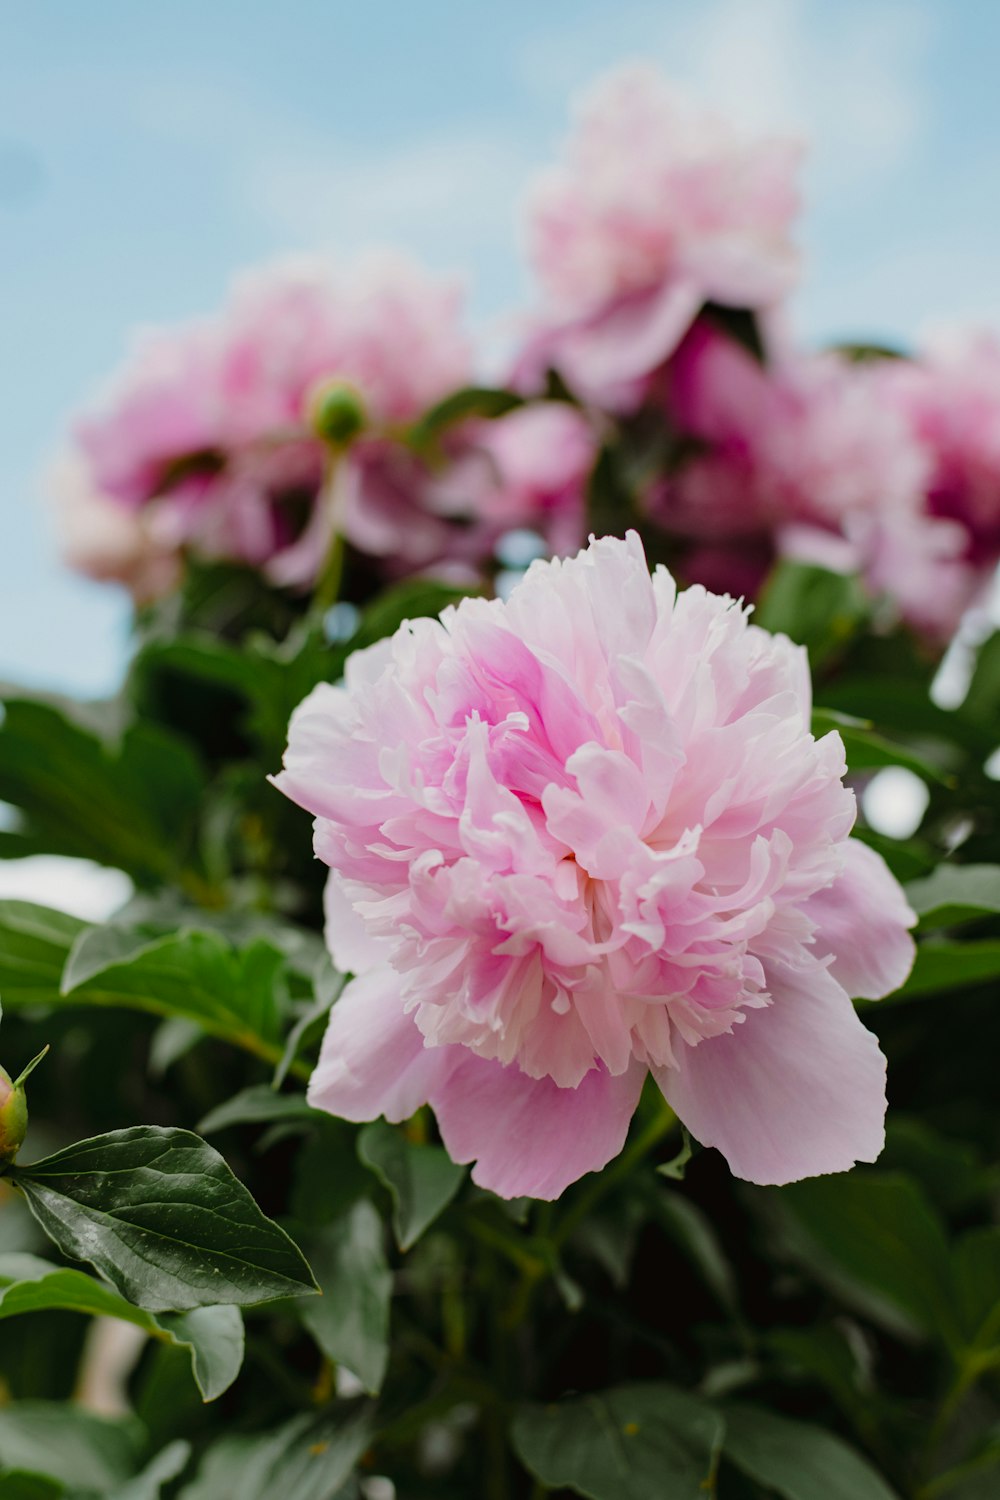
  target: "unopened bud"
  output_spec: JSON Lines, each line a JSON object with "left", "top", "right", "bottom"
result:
{"left": 309, "top": 382, "right": 367, "bottom": 448}
{"left": 0, "top": 1047, "right": 48, "bottom": 1166}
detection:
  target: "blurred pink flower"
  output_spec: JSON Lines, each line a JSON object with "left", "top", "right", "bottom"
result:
{"left": 517, "top": 66, "right": 802, "bottom": 410}
{"left": 67, "top": 255, "right": 474, "bottom": 594}
{"left": 658, "top": 326, "right": 970, "bottom": 634}
{"left": 429, "top": 403, "right": 597, "bottom": 558}
{"left": 876, "top": 330, "right": 1000, "bottom": 615}
{"left": 50, "top": 457, "right": 181, "bottom": 604}
{"left": 274, "top": 532, "right": 914, "bottom": 1198}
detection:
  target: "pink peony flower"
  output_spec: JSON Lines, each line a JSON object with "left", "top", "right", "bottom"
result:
{"left": 517, "top": 66, "right": 802, "bottom": 411}
{"left": 658, "top": 325, "right": 970, "bottom": 635}
{"left": 274, "top": 532, "right": 915, "bottom": 1198}
{"left": 68, "top": 255, "right": 474, "bottom": 594}
{"left": 429, "top": 403, "right": 597, "bottom": 559}
{"left": 876, "top": 331, "right": 1000, "bottom": 619}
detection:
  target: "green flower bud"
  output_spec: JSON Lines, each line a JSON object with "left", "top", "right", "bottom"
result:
{"left": 309, "top": 382, "right": 367, "bottom": 448}
{"left": 0, "top": 1047, "right": 48, "bottom": 1167}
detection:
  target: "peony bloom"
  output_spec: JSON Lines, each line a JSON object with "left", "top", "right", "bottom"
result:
{"left": 274, "top": 533, "right": 915, "bottom": 1198}
{"left": 876, "top": 331, "right": 1000, "bottom": 621}
{"left": 429, "top": 402, "right": 597, "bottom": 560}
{"left": 657, "top": 325, "right": 971, "bottom": 635}
{"left": 67, "top": 255, "right": 474, "bottom": 596}
{"left": 516, "top": 65, "right": 802, "bottom": 411}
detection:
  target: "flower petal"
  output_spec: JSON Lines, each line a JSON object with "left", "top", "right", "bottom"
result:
{"left": 656, "top": 959, "right": 886, "bottom": 1184}
{"left": 430, "top": 1054, "right": 645, "bottom": 1199}
{"left": 323, "top": 872, "right": 393, "bottom": 976}
{"left": 308, "top": 967, "right": 452, "bottom": 1123}
{"left": 805, "top": 839, "right": 916, "bottom": 1000}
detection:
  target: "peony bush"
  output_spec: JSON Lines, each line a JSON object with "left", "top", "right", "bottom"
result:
{"left": 0, "top": 61, "right": 999, "bottom": 1500}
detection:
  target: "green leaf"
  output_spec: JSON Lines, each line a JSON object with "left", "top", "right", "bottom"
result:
{"left": 905, "top": 865, "right": 1000, "bottom": 930}
{"left": 954, "top": 1228, "right": 1000, "bottom": 1346}
{"left": 0, "top": 1474, "right": 63, "bottom": 1500}
{"left": 298, "top": 1200, "right": 391, "bottom": 1394}
{"left": 882, "top": 1118, "right": 995, "bottom": 1216}
{"left": 755, "top": 562, "right": 869, "bottom": 668}
{"left": 768, "top": 1172, "right": 959, "bottom": 1345}
{"left": 0, "top": 1405, "right": 141, "bottom": 1492}
{"left": 812, "top": 709, "right": 954, "bottom": 786}
{"left": 964, "top": 630, "right": 1000, "bottom": 725}
{"left": 179, "top": 1407, "right": 372, "bottom": 1500}
{"left": 0, "top": 698, "right": 203, "bottom": 884}
{"left": 357, "top": 1120, "right": 465, "bottom": 1250}
{"left": 0, "top": 1253, "right": 243, "bottom": 1401}
{"left": 721, "top": 1404, "right": 900, "bottom": 1499}
{"left": 0, "top": 903, "right": 86, "bottom": 1006}
{"left": 766, "top": 1325, "right": 875, "bottom": 1433}
{"left": 348, "top": 578, "right": 475, "bottom": 653}
{"left": 10, "top": 1127, "right": 318, "bottom": 1314}
{"left": 108, "top": 1441, "right": 191, "bottom": 1500}
{"left": 57, "top": 926, "right": 290, "bottom": 1062}
{"left": 818, "top": 675, "right": 996, "bottom": 760}
{"left": 198, "top": 1086, "right": 318, "bottom": 1136}
{"left": 131, "top": 622, "right": 335, "bottom": 767}
{"left": 892, "top": 940, "right": 1000, "bottom": 1000}
{"left": 512, "top": 1384, "right": 724, "bottom": 1500}
{"left": 408, "top": 384, "right": 523, "bottom": 450}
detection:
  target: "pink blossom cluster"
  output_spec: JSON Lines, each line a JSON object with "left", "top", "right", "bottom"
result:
{"left": 62, "top": 257, "right": 597, "bottom": 599}
{"left": 655, "top": 326, "right": 977, "bottom": 638}
{"left": 276, "top": 534, "right": 915, "bottom": 1198}
{"left": 876, "top": 330, "right": 1000, "bottom": 589}
{"left": 63, "top": 255, "right": 472, "bottom": 594}
{"left": 517, "top": 65, "right": 802, "bottom": 411}
{"left": 57, "top": 60, "right": 1000, "bottom": 641}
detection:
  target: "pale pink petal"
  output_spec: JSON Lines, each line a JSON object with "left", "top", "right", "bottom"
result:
{"left": 308, "top": 967, "right": 452, "bottom": 1123}
{"left": 537, "top": 279, "right": 704, "bottom": 411}
{"left": 322, "top": 873, "right": 394, "bottom": 976}
{"left": 430, "top": 1055, "right": 646, "bottom": 1199}
{"left": 803, "top": 839, "right": 916, "bottom": 1000}
{"left": 656, "top": 959, "right": 886, "bottom": 1184}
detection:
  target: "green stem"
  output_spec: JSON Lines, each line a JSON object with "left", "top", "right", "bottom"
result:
{"left": 313, "top": 452, "right": 346, "bottom": 618}
{"left": 553, "top": 1096, "right": 677, "bottom": 1250}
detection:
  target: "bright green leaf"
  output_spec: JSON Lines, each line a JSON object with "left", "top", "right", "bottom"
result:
{"left": 0, "top": 1253, "right": 243, "bottom": 1402}
{"left": 0, "top": 903, "right": 85, "bottom": 1006}
{"left": 57, "top": 926, "right": 290, "bottom": 1062}
{"left": 755, "top": 562, "right": 869, "bottom": 668}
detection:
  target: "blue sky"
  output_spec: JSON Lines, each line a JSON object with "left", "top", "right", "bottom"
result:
{"left": 4, "top": 0, "right": 1000, "bottom": 697}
